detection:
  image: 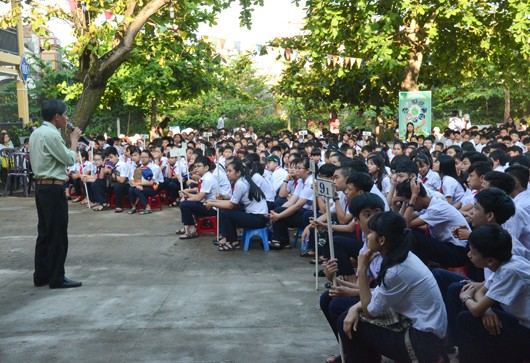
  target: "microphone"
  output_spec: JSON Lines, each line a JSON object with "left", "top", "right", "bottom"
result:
{"left": 67, "top": 122, "right": 91, "bottom": 145}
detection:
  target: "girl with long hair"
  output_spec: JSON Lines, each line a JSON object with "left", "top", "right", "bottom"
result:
{"left": 367, "top": 153, "right": 390, "bottom": 196}
{"left": 204, "top": 160, "right": 268, "bottom": 251}
{"left": 433, "top": 154, "right": 466, "bottom": 208}
{"left": 340, "top": 212, "right": 447, "bottom": 363}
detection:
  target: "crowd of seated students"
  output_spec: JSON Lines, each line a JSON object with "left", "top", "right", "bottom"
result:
{"left": 44, "top": 120, "right": 530, "bottom": 362}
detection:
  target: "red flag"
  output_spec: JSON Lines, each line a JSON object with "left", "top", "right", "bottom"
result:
{"left": 104, "top": 11, "right": 113, "bottom": 20}
{"left": 67, "top": 0, "right": 78, "bottom": 13}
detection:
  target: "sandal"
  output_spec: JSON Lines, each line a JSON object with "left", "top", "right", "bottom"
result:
{"left": 72, "top": 197, "right": 83, "bottom": 203}
{"left": 179, "top": 232, "right": 198, "bottom": 239}
{"left": 114, "top": 208, "right": 124, "bottom": 213}
{"left": 169, "top": 201, "right": 179, "bottom": 207}
{"left": 231, "top": 241, "right": 241, "bottom": 250}
{"left": 176, "top": 228, "right": 186, "bottom": 235}
{"left": 300, "top": 250, "right": 315, "bottom": 257}
{"left": 127, "top": 209, "right": 137, "bottom": 214}
{"left": 218, "top": 243, "right": 233, "bottom": 251}
{"left": 268, "top": 240, "right": 283, "bottom": 250}
{"left": 93, "top": 204, "right": 108, "bottom": 211}
{"left": 139, "top": 210, "right": 153, "bottom": 215}
{"left": 326, "top": 354, "right": 341, "bottom": 363}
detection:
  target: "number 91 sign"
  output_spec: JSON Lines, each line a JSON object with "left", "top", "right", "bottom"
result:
{"left": 316, "top": 178, "right": 334, "bottom": 198}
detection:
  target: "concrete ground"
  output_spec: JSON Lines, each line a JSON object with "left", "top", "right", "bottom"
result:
{"left": 0, "top": 195, "right": 338, "bottom": 363}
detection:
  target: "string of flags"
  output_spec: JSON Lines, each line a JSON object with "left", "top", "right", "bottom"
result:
{"left": 64, "top": 1, "right": 366, "bottom": 68}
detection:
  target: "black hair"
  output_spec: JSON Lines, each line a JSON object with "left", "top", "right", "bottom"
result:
{"left": 346, "top": 172, "right": 375, "bottom": 193}
{"left": 318, "top": 163, "right": 337, "bottom": 178}
{"left": 467, "top": 161, "right": 493, "bottom": 177}
{"left": 311, "top": 148, "right": 322, "bottom": 156}
{"left": 348, "top": 192, "right": 385, "bottom": 218}
{"left": 104, "top": 146, "right": 119, "bottom": 157}
{"left": 395, "top": 179, "right": 427, "bottom": 199}
{"left": 41, "top": 99, "right": 67, "bottom": 122}
{"left": 292, "top": 157, "right": 310, "bottom": 170}
{"left": 461, "top": 142, "right": 476, "bottom": 153}
{"left": 447, "top": 145, "right": 462, "bottom": 154}
{"left": 140, "top": 149, "right": 153, "bottom": 160}
{"left": 489, "top": 149, "right": 509, "bottom": 166}
{"left": 414, "top": 153, "right": 432, "bottom": 169}
{"left": 367, "top": 212, "right": 413, "bottom": 287}
{"left": 463, "top": 151, "right": 488, "bottom": 165}
{"left": 345, "top": 159, "right": 368, "bottom": 174}
{"left": 194, "top": 155, "right": 215, "bottom": 172}
{"left": 489, "top": 141, "right": 508, "bottom": 152}
{"left": 505, "top": 165, "right": 529, "bottom": 191}
{"left": 336, "top": 166, "right": 354, "bottom": 179}
{"left": 474, "top": 187, "right": 516, "bottom": 224}
{"left": 437, "top": 154, "right": 466, "bottom": 190}
{"left": 367, "top": 153, "right": 387, "bottom": 192}
{"left": 468, "top": 224, "right": 512, "bottom": 263}
{"left": 509, "top": 155, "right": 530, "bottom": 168}
{"left": 394, "top": 159, "right": 419, "bottom": 175}
{"left": 483, "top": 171, "right": 515, "bottom": 195}
{"left": 228, "top": 159, "right": 265, "bottom": 202}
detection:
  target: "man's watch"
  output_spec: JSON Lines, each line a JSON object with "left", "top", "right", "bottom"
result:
{"left": 404, "top": 202, "right": 414, "bottom": 209}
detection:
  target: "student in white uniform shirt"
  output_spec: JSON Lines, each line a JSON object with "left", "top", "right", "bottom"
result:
{"left": 340, "top": 212, "right": 447, "bottom": 363}
{"left": 242, "top": 156, "right": 276, "bottom": 210}
{"left": 505, "top": 165, "right": 530, "bottom": 215}
{"left": 265, "top": 154, "right": 288, "bottom": 193}
{"left": 414, "top": 153, "right": 442, "bottom": 193}
{"left": 204, "top": 160, "right": 269, "bottom": 251}
{"left": 126, "top": 149, "right": 161, "bottom": 215}
{"left": 396, "top": 179, "right": 470, "bottom": 267}
{"left": 454, "top": 224, "right": 530, "bottom": 363}
{"left": 178, "top": 156, "right": 220, "bottom": 239}
{"left": 434, "top": 154, "right": 466, "bottom": 208}
{"left": 483, "top": 171, "right": 530, "bottom": 249}
{"left": 269, "top": 157, "right": 313, "bottom": 249}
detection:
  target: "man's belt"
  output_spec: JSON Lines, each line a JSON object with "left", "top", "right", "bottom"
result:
{"left": 36, "top": 179, "right": 64, "bottom": 185}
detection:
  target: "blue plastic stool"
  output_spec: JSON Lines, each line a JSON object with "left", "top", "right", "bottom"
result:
{"left": 292, "top": 228, "right": 307, "bottom": 251}
{"left": 243, "top": 227, "right": 270, "bottom": 251}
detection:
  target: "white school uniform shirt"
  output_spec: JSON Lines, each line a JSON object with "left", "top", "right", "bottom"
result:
{"left": 357, "top": 231, "right": 382, "bottom": 280}
{"left": 417, "top": 197, "right": 469, "bottom": 248}
{"left": 418, "top": 169, "right": 442, "bottom": 193}
{"left": 80, "top": 160, "right": 94, "bottom": 175}
{"left": 373, "top": 175, "right": 391, "bottom": 195}
{"left": 370, "top": 185, "right": 390, "bottom": 211}
{"left": 460, "top": 189, "right": 478, "bottom": 207}
{"left": 231, "top": 178, "right": 269, "bottom": 217}
{"left": 513, "top": 190, "right": 530, "bottom": 216}
{"left": 252, "top": 173, "right": 275, "bottom": 202}
{"left": 68, "top": 162, "right": 81, "bottom": 174}
{"left": 120, "top": 156, "right": 136, "bottom": 173}
{"left": 329, "top": 191, "right": 351, "bottom": 215}
{"left": 367, "top": 252, "right": 448, "bottom": 339}
{"left": 214, "top": 163, "right": 232, "bottom": 196}
{"left": 270, "top": 167, "right": 288, "bottom": 193}
{"left": 293, "top": 175, "right": 314, "bottom": 211}
{"left": 440, "top": 175, "right": 466, "bottom": 206}
{"left": 114, "top": 159, "right": 130, "bottom": 180}
{"left": 198, "top": 171, "right": 218, "bottom": 202}
{"left": 484, "top": 234, "right": 530, "bottom": 282}
{"left": 146, "top": 162, "right": 164, "bottom": 184}
{"left": 485, "top": 255, "right": 530, "bottom": 329}
{"left": 503, "top": 206, "right": 530, "bottom": 250}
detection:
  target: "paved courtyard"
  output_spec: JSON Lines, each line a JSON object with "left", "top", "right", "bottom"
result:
{"left": 0, "top": 195, "right": 336, "bottom": 363}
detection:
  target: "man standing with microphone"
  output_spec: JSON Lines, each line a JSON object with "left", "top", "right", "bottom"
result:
{"left": 30, "top": 99, "right": 83, "bottom": 289}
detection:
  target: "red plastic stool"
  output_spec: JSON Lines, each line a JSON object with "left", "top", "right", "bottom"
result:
{"left": 444, "top": 266, "right": 469, "bottom": 277}
{"left": 137, "top": 194, "right": 163, "bottom": 211}
{"left": 107, "top": 194, "right": 132, "bottom": 209}
{"left": 197, "top": 216, "right": 217, "bottom": 236}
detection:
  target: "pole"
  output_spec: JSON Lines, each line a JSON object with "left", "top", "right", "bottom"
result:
{"left": 325, "top": 197, "right": 336, "bottom": 285}
{"left": 117, "top": 117, "right": 121, "bottom": 137}
{"left": 216, "top": 152, "right": 221, "bottom": 244}
{"left": 78, "top": 152, "right": 91, "bottom": 209}
{"left": 310, "top": 160, "right": 319, "bottom": 290}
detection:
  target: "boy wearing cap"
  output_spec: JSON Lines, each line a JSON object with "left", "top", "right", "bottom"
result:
{"left": 265, "top": 155, "right": 288, "bottom": 193}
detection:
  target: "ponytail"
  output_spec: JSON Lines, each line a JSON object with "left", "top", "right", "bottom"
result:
{"left": 229, "top": 160, "right": 265, "bottom": 202}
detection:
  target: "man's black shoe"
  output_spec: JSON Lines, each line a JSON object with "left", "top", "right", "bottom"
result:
{"left": 34, "top": 280, "right": 48, "bottom": 287}
{"left": 49, "top": 277, "right": 82, "bottom": 289}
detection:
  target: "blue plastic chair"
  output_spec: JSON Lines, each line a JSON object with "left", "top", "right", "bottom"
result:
{"left": 242, "top": 227, "right": 270, "bottom": 251}
{"left": 292, "top": 228, "right": 307, "bottom": 251}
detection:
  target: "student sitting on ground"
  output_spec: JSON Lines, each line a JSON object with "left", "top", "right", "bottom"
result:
{"left": 454, "top": 224, "right": 530, "bottom": 363}
{"left": 395, "top": 178, "right": 470, "bottom": 267}
{"left": 339, "top": 212, "right": 447, "bottom": 363}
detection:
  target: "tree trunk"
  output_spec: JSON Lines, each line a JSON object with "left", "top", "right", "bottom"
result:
{"left": 504, "top": 88, "right": 510, "bottom": 121}
{"left": 151, "top": 98, "right": 157, "bottom": 129}
{"left": 401, "top": 18, "right": 422, "bottom": 92}
{"left": 70, "top": 0, "right": 168, "bottom": 130}
{"left": 73, "top": 85, "right": 107, "bottom": 130}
